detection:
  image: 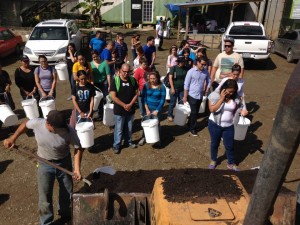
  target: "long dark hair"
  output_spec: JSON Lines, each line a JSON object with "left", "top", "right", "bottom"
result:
{"left": 220, "top": 79, "right": 238, "bottom": 100}
{"left": 147, "top": 71, "right": 162, "bottom": 89}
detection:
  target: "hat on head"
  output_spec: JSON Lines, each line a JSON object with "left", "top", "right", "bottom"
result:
{"left": 176, "top": 56, "right": 185, "bottom": 62}
{"left": 20, "top": 55, "right": 30, "bottom": 61}
{"left": 47, "top": 110, "right": 68, "bottom": 129}
{"left": 224, "top": 37, "right": 235, "bottom": 44}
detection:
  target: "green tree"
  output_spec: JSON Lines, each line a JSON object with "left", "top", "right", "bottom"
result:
{"left": 71, "top": 0, "right": 104, "bottom": 27}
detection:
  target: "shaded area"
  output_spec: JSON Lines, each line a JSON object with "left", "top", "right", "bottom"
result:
{"left": 0, "top": 194, "right": 10, "bottom": 205}
{"left": 244, "top": 58, "right": 277, "bottom": 70}
{"left": 0, "top": 160, "right": 13, "bottom": 174}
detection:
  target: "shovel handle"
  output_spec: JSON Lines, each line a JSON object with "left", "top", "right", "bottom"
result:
{"left": 14, "top": 146, "right": 91, "bottom": 186}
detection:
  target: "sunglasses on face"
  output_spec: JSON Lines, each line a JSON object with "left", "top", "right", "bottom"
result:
{"left": 224, "top": 45, "right": 232, "bottom": 48}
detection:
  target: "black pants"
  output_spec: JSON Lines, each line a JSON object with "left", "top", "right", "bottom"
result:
{"left": 158, "top": 35, "right": 163, "bottom": 49}
{"left": 188, "top": 95, "right": 202, "bottom": 132}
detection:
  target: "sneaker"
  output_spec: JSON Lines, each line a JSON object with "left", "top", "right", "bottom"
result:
{"left": 112, "top": 147, "right": 120, "bottom": 154}
{"left": 167, "top": 116, "right": 173, "bottom": 122}
{"left": 67, "top": 96, "right": 72, "bottom": 101}
{"left": 189, "top": 131, "right": 198, "bottom": 137}
{"left": 129, "top": 143, "right": 137, "bottom": 149}
{"left": 227, "top": 164, "right": 240, "bottom": 171}
{"left": 208, "top": 161, "right": 217, "bottom": 169}
{"left": 138, "top": 138, "right": 146, "bottom": 146}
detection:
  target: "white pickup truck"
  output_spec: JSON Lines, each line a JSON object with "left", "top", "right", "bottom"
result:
{"left": 221, "top": 21, "right": 272, "bottom": 60}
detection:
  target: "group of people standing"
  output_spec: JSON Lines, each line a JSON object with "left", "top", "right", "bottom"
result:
{"left": 1, "top": 31, "right": 250, "bottom": 224}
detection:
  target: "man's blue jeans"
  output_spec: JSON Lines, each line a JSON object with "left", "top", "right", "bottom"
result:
{"left": 167, "top": 88, "right": 184, "bottom": 117}
{"left": 113, "top": 114, "right": 134, "bottom": 149}
{"left": 37, "top": 154, "right": 73, "bottom": 225}
{"left": 208, "top": 120, "right": 235, "bottom": 164}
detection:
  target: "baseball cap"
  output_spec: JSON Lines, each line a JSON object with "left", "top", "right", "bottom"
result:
{"left": 47, "top": 110, "right": 68, "bottom": 129}
{"left": 20, "top": 55, "right": 30, "bottom": 61}
{"left": 224, "top": 37, "right": 235, "bottom": 44}
{"left": 176, "top": 56, "right": 185, "bottom": 62}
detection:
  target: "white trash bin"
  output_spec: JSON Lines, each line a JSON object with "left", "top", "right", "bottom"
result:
{"left": 234, "top": 116, "right": 251, "bottom": 141}
{"left": 21, "top": 97, "right": 39, "bottom": 119}
{"left": 0, "top": 104, "right": 18, "bottom": 126}
{"left": 55, "top": 63, "right": 68, "bottom": 81}
{"left": 75, "top": 118, "right": 94, "bottom": 148}
{"left": 173, "top": 103, "right": 191, "bottom": 126}
{"left": 93, "top": 91, "right": 103, "bottom": 111}
{"left": 103, "top": 103, "right": 114, "bottom": 126}
{"left": 142, "top": 118, "right": 159, "bottom": 143}
{"left": 199, "top": 96, "right": 207, "bottom": 113}
{"left": 39, "top": 97, "right": 56, "bottom": 118}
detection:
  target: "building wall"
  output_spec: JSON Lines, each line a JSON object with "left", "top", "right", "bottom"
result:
{"left": 101, "top": 0, "right": 186, "bottom": 24}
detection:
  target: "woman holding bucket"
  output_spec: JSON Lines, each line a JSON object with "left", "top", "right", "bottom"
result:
{"left": 15, "top": 55, "right": 38, "bottom": 100}
{"left": 70, "top": 70, "right": 95, "bottom": 128}
{"left": 207, "top": 79, "right": 246, "bottom": 171}
{"left": 139, "top": 71, "right": 166, "bottom": 147}
{"left": 90, "top": 50, "right": 111, "bottom": 120}
{"left": 34, "top": 55, "right": 57, "bottom": 98}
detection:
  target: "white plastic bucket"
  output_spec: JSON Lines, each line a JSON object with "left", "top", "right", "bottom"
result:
{"left": 0, "top": 104, "right": 18, "bottom": 126}
{"left": 39, "top": 97, "right": 56, "bottom": 118}
{"left": 193, "top": 30, "right": 198, "bottom": 34}
{"left": 75, "top": 119, "right": 94, "bottom": 148}
{"left": 21, "top": 97, "right": 39, "bottom": 119}
{"left": 142, "top": 118, "right": 159, "bottom": 143}
{"left": 155, "top": 38, "right": 159, "bottom": 46}
{"left": 163, "top": 30, "right": 168, "bottom": 37}
{"left": 55, "top": 63, "right": 68, "bottom": 81}
{"left": 199, "top": 96, "right": 207, "bottom": 113}
{"left": 234, "top": 116, "right": 251, "bottom": 141}
{"left": 93, "top": 91, "right": 103, "bottom": 111}
{"left": 173, "top": 103, "right": 191, "bottom": 126}
{"left": 160, "top": 76, "right": 170, "bottom": 100}
{"left": 103, "top": 103, "right": 114, "bottom": 126}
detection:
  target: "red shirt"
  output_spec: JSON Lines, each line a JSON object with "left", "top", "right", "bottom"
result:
{"left": 134, "top": 67, "right": 148, "bottom": 91}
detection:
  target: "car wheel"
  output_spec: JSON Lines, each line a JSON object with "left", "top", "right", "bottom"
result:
{"left": 287, "top": 49, "right": 294, "bottom": 63}
{"left": 15, "top": 44, "right": 21, "bottom": 55}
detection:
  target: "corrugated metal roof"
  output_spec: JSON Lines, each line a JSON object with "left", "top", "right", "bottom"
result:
{"left": 174, "top": 0, "right": 263, "bottom": 8}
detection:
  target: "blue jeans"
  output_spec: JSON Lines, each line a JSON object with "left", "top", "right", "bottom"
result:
{"left": 138, "top": 96, "right": 146, "bottom": 117}
{"left": 37, "top": 154, "right": 73, "bottom": 225}
{"left": 167, "top": 88, "right": 184, "bottom": 117}
{"left": 208, "top": 120, "right": 235, "bottom": 164}
{"left": 113, "top": 114, "right": 135, "bottom": 149}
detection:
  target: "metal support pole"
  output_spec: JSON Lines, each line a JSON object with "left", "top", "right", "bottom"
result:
{"left": 184, "top": 7, "right": 189, "bottom": 40}
{"left": 229, "top": 4, "right": 234, "bottom": 23}
{"left": 244, "top": 62, "right": 300, "bottom": 224}
{"left": 177, "top": 7, "right": 181, "bottom": 40}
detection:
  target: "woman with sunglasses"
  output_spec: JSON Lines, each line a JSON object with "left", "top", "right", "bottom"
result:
{"left": 15, "top": 55, "right": 38, "bottom": 100}
{"left": 70, "top": 70, "right": 95, "bottom": 128}
{"left": 34, "top": 55, "right": 57, "bottom": 98}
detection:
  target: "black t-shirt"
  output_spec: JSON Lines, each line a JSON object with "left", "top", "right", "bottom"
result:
{"left": 0, "top": 70, "right": 11, "bottom": 93}
{"left": 72, "top": 82, "right": 96, "bottom": 113}
{"left": 14, "top": 67, "right": 36, "bottom": 92}
{"left": 110, "top": 77, "right": 138, "bottom": 116}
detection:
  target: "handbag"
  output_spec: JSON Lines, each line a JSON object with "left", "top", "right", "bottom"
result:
{"left": 163, "top": 72, "right": 171, "bottom": 88}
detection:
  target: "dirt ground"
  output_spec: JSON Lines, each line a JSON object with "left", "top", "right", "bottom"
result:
{"left": 0, "top": 28, "right": 299, "bottom": 225}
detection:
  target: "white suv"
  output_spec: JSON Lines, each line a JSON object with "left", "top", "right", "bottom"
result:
{"left": 23, "top": 19, "right": 82, "bottom": 65}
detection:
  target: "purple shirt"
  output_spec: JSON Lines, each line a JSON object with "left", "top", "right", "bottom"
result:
{"left": 184, "top": 67, "right": 210, "bottom": 100}
{"left": 34, "top": 66, "right": 56, "bottom": 91}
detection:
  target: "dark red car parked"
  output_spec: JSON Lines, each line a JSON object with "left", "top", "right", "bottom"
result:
{"left": 0, "top": 27, "right": 23, "bottom": 58}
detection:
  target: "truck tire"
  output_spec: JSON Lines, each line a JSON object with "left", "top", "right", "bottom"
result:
{"left": 287, "top": 49, "right": 294, "bottom": 63}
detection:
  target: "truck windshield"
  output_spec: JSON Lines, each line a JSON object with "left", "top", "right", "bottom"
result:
{"left": 29, "top": 27, "right": 68, "bottom": 40}
{"left": 229, "top": 26, "right": 263, "bottom": 35}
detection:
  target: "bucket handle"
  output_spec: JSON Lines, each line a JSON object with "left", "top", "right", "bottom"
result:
{"left": 239, "top": 116, "right": 248, "bottom": 125}
{"left": 77, "top": 116, "right": 93, "bottom": 124}
{"left": 39, "top": 96, "right": 55, "bottom": 103}
{"left": 25, "top": 95, "right": 35, "bottom": 100}
{"left": 93, "top": 85, "right": 103, "bottom": 93}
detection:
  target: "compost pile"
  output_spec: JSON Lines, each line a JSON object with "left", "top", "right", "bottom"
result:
{"left": 79, "top": 168, "right": 257, "bottom": 204}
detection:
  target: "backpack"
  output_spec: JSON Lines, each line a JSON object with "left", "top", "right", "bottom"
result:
{"left": 114, "top": 75, "right": 136, "bottom": 92}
